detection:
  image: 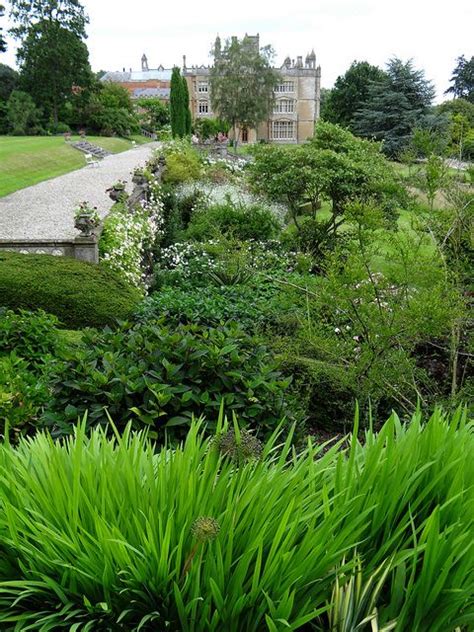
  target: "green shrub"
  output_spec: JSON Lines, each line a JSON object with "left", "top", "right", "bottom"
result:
{"left": 0, "top": 409, "right": 472, "bottom": 630}
{"left": 0, "top": 354, "right": 52, "bottom": 439}
{"left": 137, "top": 283, "right": 278, "bottom": 330}
{"left": 184, "top": 199, "right": 281, "bottom": 241}
{"left": 0, "top": 252, "right": 142, "bottom": 329}
{"left": 43, "top": 321, "right": 291, "bottom": 439}
{"left": 0, "top": 309, "right": 62, "bottom": 367}
{"left": 162, "top": 145, "right": 202, "bottom": 184}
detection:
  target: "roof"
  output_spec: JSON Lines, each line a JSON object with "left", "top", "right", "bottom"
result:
{"left": 101, "top": 69, "right": 172, "bottom": 83}
{"left": 133, "top": 87, "right": 171, "bottom": 99}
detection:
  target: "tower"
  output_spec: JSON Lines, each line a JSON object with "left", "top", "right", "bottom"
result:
{"left": 141, "top": 54, "right": 149, "bottom": 72}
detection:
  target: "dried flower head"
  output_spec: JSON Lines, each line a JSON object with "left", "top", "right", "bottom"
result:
{"left": 191, "top": 516, "right": 220, "bottom": 542}
{"left": 215, "top": 428, "right": 263, "bottom": 462}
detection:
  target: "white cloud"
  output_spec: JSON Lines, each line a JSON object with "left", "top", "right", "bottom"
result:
{"left": 1, "top": 0, "right": 473, "bottom": 102}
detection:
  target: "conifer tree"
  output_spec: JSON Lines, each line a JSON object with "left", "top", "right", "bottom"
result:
{"left": 182, "top": 75, "right": 192, "bottom": 135}
{"left": 170, "top": 66, "right": 185, "bottom": 138}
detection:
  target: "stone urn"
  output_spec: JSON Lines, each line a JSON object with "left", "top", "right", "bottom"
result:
{"left": 74, "top": 213, "right": 99, "bottom": 237}
{"left": 74, "top": 203, "right": 100, "bottom": 237}
{"left": 132, "top": 170, "right": 148, "bottom": 186}
{"left": 107, "top": 182, "right": 127, "bottom": 202}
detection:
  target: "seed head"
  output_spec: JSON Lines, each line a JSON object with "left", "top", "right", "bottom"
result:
{"left": 215, "top": 429, "right": 263, "bottom": 462}
{"left": 191, "top": 517, "right": 220, "bottom": 542}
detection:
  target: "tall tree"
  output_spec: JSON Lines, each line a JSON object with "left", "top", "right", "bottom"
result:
{"left": 17, "top": 20, "right": 91, "bottom": 125}
{"left": 209, "top": 35, "right": 280, "bottom": 148}
{"left": 170, "top": 66, "right": 185, "bottom": 138}
{"left": 9, "top": 0, "right": 88, "bottom": 39}
{"left": 0, "top": 64, "right": 19, "bottom": 133}
{"left": 445, "top": 55, "right": 474, "bottom": 104}
{"left": 353, "top": 58, "right": 435, "bottom": 157}
{"left": 0, "top": 4, "right": 7, "bottom": 52}
{"left": 7, "top": 89, "right": 41, "bottom": 134}
{"left": 0, "top": 64, "right": 19, "bottom": 101}
{"left": 182, "top": 75, "right": 192, "bottom": 135}
{"left": 321, "top": 61, "right": 386, "bottom": 130}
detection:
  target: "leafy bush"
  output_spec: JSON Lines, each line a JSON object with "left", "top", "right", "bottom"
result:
{"left": 0, "top": 354, "right": 52, "bottom": 439}
{"left": 0, "top": 309, "right": 62, "bottom": 366}
{"left": 0, "top": 409, "right": 472, "bottom": 630}
{"left": 137, "top": 282, "right": 278, "bottom": 330}
{"left": 184, "top": 199, "right": 282, "bottom": 241}
{"left": 153, "top": 239, "right": 309, "bottom": 291}
{"left": 0, "top": 252, "right": 141, "bottom": 329}
{"left": 43, "top": 321, "right": 291, "bottom": 439}
{"left": 162, "top": 142, "right": 202, "bottom": 184}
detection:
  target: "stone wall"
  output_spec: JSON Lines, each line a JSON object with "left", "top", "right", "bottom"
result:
{"left": 0, "top": 236, "right": 99, "bottom": 263}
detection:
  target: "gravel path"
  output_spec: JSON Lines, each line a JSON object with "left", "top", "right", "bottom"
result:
{"left": 0, "top": 142, "right": 160, "bottom": 240}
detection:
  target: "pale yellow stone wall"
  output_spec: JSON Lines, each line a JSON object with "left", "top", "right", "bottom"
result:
{"left": 184, "top": 55, "right": 321, "bottom": 145}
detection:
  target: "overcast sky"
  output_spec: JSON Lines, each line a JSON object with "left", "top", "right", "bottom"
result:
{"left": 2, "top": 0, "right": 473, "bottom": 102}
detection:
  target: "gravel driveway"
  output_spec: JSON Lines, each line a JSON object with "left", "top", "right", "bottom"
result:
{"left": 0, "top": 142, "right": 160, "bottom": 241}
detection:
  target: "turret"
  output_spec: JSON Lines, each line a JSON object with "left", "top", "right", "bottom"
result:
{"left": 141, "top": 54, "right": 149, "bottom": 72}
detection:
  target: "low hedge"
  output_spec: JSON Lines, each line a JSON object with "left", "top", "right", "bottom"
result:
{"left": 0, "top": 252, "right": 141, "bottom": 329}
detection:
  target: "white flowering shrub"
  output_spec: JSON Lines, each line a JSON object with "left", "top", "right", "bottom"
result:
{"left": 100, "top": 181, "right": 164, "bottom": 288}
{"left": 176, "top": 182, "right": 287, "bottom": 224}
{"left": 154, "top": 239, "right": 310, "bottom": 290}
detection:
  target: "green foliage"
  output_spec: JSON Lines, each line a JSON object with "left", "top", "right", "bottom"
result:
{"left": 0, "top": 409, "right": 472, "bottom": 630}
{"left": 137, "top": 282, "right": 277, "bottom": 330}
{"left": 6, "top": 90, "right": 42, "bottom": 134}
{"left": 0, "top": 251, "right": 141, "bottom": 329}
{"left": 0, "top": 353, "right": 52, "bottom": 438}
{"left": 209, "top": 35, "right": 280, "bottom": 146}
{"left": 273, "top": 229, "right": 464, "bottom": 427}
{"left": 321, "top": 60, "right": 386, "bottom": 130}
{"left": 0, "top": 3, "right": 6, "bottom": 52}
{"left": 162, "top": 143, "right": 202, "bottom": 184}
{"left": 249, "top": 122, "right": 403, "bottom": 248}
{"left": 170, "top": 67, "right": 186, "bottom": 138}
{"left": 89, "top": 82, "right": 139, "bottom": 136}
{"left": 43, "top": 321, "right": 291, "bottom": 439}
{"left": 445, "top": 54, "right": 474, "bottom": 103}
{"left": 184, "top": 199, "right": 281, "bottom": 241}
{"left": 194, "top": 117, "right": 230, "bottom": 140}
{"left": 182, "top": 75, "right": 192, "bottom": 135}
{"left": 136, "top": 97, "right": 170, "bottom": 132}
{"left": 0, "top": 309, "right": 62, "bottom": 366}
{"left": 16, "top": 20, "right": 92, "bottom": 125}
{"left": 0, "top": 64, "right": 18, "bottom": 102}
{"left": 354, "top": 58, "right": 435, "bottom": 157}
{"left": 9, "top": 0, "right": 89, "bottom": 39}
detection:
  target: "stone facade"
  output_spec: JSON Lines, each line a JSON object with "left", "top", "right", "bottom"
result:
{"left": 184, "top": 35, "right": 321, "bottom": 144}
{"left": 101, "top": 38, "right": 321, "bottom": 143}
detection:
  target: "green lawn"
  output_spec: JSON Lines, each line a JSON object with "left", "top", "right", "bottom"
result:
{"left": 0, "top": 135, "right": 152, "bottom": 198}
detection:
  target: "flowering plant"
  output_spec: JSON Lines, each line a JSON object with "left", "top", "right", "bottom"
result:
{"left": 100, "top": 178, "right": 165, "bottom": 288}
{"left": 74, "top": 202, "right": 100, "bottom": 237}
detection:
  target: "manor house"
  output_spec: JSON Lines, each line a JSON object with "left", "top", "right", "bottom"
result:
{"left": 101, "top": 35, "right": 321, "bottom": 144}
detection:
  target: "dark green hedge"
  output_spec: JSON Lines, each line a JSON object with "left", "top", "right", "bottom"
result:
{"left": 0, "top": 252, "right": 141, "bottom": 329}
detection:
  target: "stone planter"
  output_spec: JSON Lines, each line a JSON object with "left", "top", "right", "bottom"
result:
{"left": 108, "top": 187, "right": 126, "bottom": 202}
{"left": 74, "top": 213, "right": 99, "bottom": 238}
{"left": 132, "top": 174, "right": 148, "bottom": 186}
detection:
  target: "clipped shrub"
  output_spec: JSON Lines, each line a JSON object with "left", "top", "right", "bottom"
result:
{"left": 184, "top": 199, "right": 281, "bottom": 241}
{"left": 0, "top": 409, "right": 472, "bottom": 630}
{"left": 0, "top": 252, "right": 141, "bottom": 329}
{"left": 43, "top": 321, "right": 291, "bottom": 439}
